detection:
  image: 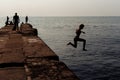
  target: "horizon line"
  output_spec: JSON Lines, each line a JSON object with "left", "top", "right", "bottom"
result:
{"left": 1, "top": 15, "right": 120, "bottom": 17}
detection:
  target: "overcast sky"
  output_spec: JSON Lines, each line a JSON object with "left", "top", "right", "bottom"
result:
{"left": 0, "top": 0, "right": 120, "bottom": 16}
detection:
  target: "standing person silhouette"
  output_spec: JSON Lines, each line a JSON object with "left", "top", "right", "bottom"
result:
{"left": 5, "top": 16, "right": 9, "bottom": 25}
{"left": 12, "top": 13, "right": 20, "bottom": 31}
{"left": 25, "top": 16, "right": 28, "bottom": 23}
{"left": 67, "top": 24, "right": 87, "bottom": 51}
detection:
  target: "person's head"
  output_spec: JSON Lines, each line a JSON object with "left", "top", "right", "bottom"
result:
{"left": 7, "top": 16, "right": 9, "bottom": 19}
{"left": 79, "top": 24, "right": 84, "bottom": 29}
{"left": 15, "top": 13, "right": 17, "bottom": 15}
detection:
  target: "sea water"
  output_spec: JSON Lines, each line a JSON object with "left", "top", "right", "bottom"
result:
{"left": 0, "top": 16, "right": 120, "bottom": 80}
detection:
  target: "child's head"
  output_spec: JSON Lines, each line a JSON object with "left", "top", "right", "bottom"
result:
{"left": 79, "top": 24, "right": 84, "bottom": 29}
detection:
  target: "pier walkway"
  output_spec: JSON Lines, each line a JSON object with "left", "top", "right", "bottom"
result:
{"left": 0, "top": 23, "right": 79, "bottom": 80}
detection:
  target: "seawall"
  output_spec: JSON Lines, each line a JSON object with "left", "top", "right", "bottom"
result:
{"left": 0, "top": 23, "right": 80, "bottom": 80}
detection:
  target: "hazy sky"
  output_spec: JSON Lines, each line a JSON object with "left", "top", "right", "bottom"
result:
{"left": 0, "top": 0, "right": 120, "bottom": 16}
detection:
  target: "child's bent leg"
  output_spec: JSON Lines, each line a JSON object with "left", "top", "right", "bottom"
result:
{"left": 78, "top": 38, "right": 87, "bottom": 51}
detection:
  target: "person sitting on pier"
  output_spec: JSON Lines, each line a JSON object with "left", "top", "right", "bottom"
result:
{"left": 10, "top": 21, "right": 13, "bottom": 25}
{"left": 67, "top": 24, "right": 87, "bottom": 51}
{"left": 12, "top": 13, "right": 20, "bottom": 31}
{"left": 5, "top": 16, "right": 9, "bottom": 26}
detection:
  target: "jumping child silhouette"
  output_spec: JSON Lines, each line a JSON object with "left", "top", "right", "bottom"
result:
{"left": 67, "top": 24, "right": 87, "bottom": 51}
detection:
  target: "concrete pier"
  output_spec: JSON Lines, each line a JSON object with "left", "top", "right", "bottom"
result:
{"left": 0, "top": 23, "right": 79, "bottom": 80}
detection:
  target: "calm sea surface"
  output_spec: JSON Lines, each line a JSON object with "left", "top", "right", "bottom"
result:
{"left": 0, "top": 16, "right": 120, "bottom": 80}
